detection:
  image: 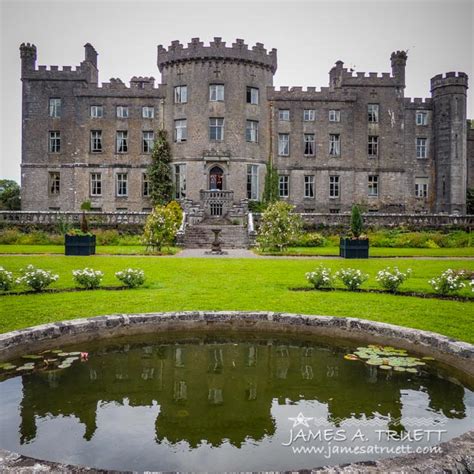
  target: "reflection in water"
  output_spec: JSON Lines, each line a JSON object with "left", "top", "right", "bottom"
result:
{"left": 0, "top": 333, "right": 473, "bottom": 471}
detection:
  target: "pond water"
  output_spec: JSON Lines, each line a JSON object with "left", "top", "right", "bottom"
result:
{"left": 0, "top": 332, "right": 473, "bottom": 471}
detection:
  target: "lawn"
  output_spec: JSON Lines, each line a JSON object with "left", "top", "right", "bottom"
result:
{"left": 0, "top": 255, "right": 473, "bottom": 342}
{"left": 0, "top": 245, "right": 178, "bottom": 255}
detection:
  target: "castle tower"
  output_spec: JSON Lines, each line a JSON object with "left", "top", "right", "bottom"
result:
{"left": 390, "top": 50, "right": 407, "bottom": 88}
{"left": 19, "top": 43, "right": 37, "bottom": 76}
{"left": 157, "top": 37, "right": 277, "bottom": 208}
{"left": 431, "top": 72, "right": 469, "bottom": 213}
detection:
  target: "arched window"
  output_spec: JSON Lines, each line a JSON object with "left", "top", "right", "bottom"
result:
{"left": 209, "top": 166, "right": 224, "bottom": 191}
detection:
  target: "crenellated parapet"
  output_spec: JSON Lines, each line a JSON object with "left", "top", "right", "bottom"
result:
{"left": 430, "top": 72, "right": 468, "bottom": 92}
{"left": 157, "top": 37, "right": 277, "bottom": 73}
{"left": 267, "top": 85, "right": 356, "bottom": 102}
{"left": 75, "top": 79, "right": 165, "bottom": 98}
{"left": 403, "top": 97, "right": 433, "bottom": 109}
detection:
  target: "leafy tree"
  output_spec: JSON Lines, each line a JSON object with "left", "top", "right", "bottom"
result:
{"left": 467, "top": 188, "right": 474, "bottom": 214}
{"left": 0, "top": 180, "right": 21, "bottom": 210}
{"left": 350, "top": 205, "right": 364, "bottom": 238}
{"left": 256, "top": 201, "right": 302, "bottom": 252}
{"left": 148, "top": 130, "right": 174, "bottom": 206}
{"left": 262, "top": 162, "right": 279, "bottom": 205}
{"left": 142, "top": 201, "right": 182, "bottom": 252}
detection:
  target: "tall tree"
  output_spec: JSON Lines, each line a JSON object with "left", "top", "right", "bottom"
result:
{"left": 0, "top": 180, "right": 21, "bottom": 210}
{"left": 262, "top": 162, "right": 279, "bottom": 204}
{"left": 148, "top": 130, "right": 174, "bottom": 206}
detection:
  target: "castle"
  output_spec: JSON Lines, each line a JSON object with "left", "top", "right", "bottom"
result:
{"left": 19, "top": 38, "right": 473, "bottom": 215}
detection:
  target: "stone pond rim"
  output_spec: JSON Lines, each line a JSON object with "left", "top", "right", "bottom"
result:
{"left": 0, "top": 311, "right": 473, "bottom": 472}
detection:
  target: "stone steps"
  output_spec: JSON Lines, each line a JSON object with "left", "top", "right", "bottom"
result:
{"left": 183, "top": 224, "right": 249, "bottom": 249}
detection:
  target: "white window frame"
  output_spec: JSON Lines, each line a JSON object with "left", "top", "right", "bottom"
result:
{"left": 304, "top": 134, "right": 315, "bottom": 156}
{"left": 116, "top": 131, "right": 128, "bottom": 153}
{"left": 174, "top": 119, "right": 187, "bottom": 142}
{"left": 416, "top": 111, "right": 428, "bottom": 126}
{"left": 209, "top": 117, "right": 224, "bottom": 141}
{"left": 209, "top": 84, "right": 224, "bottom": 102}
{"left": 329, "top": 134, "right": 340, "bottom": 156}
{"left": 174, "top": 85, "right": 188, "bottom": 104}
{"left": 246, "top": 120, "right": 259, "bottom": 143}
{"left": 415, "top": 177, "right": 429, "bottom": 198}
{"left": 142, "top": 106, "right": 154, "bottom": 119}
{"left": 142, "top": 131, "right": 154, "bottom": 153}
{"left": 247, "top": 164, "right": 259, "bottom": 200}
{"left": 278, "top": 109, "right": 290, "bottom": 121}
{"left": 90, "top": 105, "right": 103, "bottom": 118}
{"left": 49, "top": 131, "right": 61, "bottom": 153}
{"left": 368, "top": 135, "right": 379, "bottom": 157}
{"left": 247, "top": 87, "right": 259, "bottom": 105}
{"left": 368, "top": 104, "right": 379, "bottom": 123}
{"left": 116, "top": 173, "right": 128, "bottom": 197}
{"left": 278, "top": 133, "right": 290, "bottom": 156}
{"left": 368, "top": 175, "right": 379, "bottom": 197}
{"left": 303, "top": 109, "right": 315, "bottom": 121}
{"left": 49, "top": 98, "right": 61, "bottom": 118}
{"left": 329, "top": 109, "right": 340, "bottom": 122}
{"left": 416, "top": 137, "right": 428, "bottom": 159}
{"left": 278, "top": 175, "right": 289, "bottom": 198}
{"left": 90, "top": 130, "right": 102, "bottom": 153}
{"left": 49, "top": 172, "right": 60, "bottom": 195}
{"left": 329, "top": 175, "right": 340, "bottom": 198}
{"left": 90, "top": 173, "right": 102, "bottom": 197}
{"left": 116, "top": 106, "right": 129, "bottom": 119}
{"left": 304, "top": 175, "right": 315, "bottom": 198}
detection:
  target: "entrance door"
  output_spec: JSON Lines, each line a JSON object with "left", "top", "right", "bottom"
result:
{"left": 209, "top": 166, "right": 224, "bottom": 191}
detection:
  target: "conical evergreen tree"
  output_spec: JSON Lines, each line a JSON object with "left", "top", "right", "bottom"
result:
{"left": 263, "top": 162, "right": 280, "bottom": 204}
{"left": 148, "top": 130, "right": 174, "bottom": 206}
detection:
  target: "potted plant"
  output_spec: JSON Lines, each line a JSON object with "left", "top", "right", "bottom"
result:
{"left": 64, "top": 201, "right": 96, "bottom": 256}
{"left": 339, "top": 205, "right": 369, "bottom": 259}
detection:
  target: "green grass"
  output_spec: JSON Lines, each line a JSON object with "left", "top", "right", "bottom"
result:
{"left": 0, "top": 255, "right": 473, "bottom": 342}
{"left": 259, "top": 246, "right": 474, "bottom": 257}
{"left": 0, "top": 245, "right": 179, "bottom": 255}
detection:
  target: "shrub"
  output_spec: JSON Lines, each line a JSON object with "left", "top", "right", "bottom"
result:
{"left": 470, "top": 280, "right": 474, "bottom": 293}
{"left": 350, "top": 205, "right": 364, "bottom": 238}
{"left": 115, "top": 268, "right": 145, "bottom": 288}
{"left": 306, "top": 265, "right": 335, "bottom": 289}
{"left": 293, "top": 232, "right": 327, "bottom": 247}
{"left": 72, "top": 268, "right": 103, "bottom": 289}
{"left": 0, "top": 267, "right": 14, "bottom": 291}
{"left": 336, "top": 268, "right": 369, "bottom": 290}
{"left": 429, "top": 269, "right": 466, "bottom": 295}
{"left": 257, "top": 201, "right": 302, "bottom": 252}
{"left": 142, "top": 202, "right": 182, "bottom": 251}
{"left": 16, "top": 265, "right": 59, "bottom": 292}
{"left": 376, "top": 266, "right": 412, "bottom": 292}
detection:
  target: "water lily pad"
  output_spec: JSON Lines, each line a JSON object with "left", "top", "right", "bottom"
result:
{"left": 422, "top": 356, "right": 435, "bottom": 361}
{"left": 393, "top": 367, "right": 406, "bottom": 372}
{"left": 67, "top": 352, "right": 82, "bottom": 356}
{"left": 366, "top": 359, "right": 383, "bottom": 366}
{"left": 57, "top": 353, "right": 70, "bottom": 357}
{"left": 406, "top": 368, "right": 418, "bottom": 374}
{"left": 58, "top": 363, "right": 72, "bottom": 369}
{"left": 16, "top": 364, "right": 35, "bottom": 371}
{"left": 354, "top": 352, "right": 371, "bottom": 359}
{"left": 344, "top": 354, "right": 359, "bottom": 361}
{"left": 0, "top": 363, "right": 16, "bottom": 370}
{"left": 379, "top": 365, "right": 392, "bottom": 370}
{"left": 22, "top": 355, "right": 43, "bottom": 360}
{"left": 51, "top": 350, "right": 63, "bottom": 354}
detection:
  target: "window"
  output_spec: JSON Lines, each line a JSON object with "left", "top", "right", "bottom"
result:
{"left": 142, "top": 131, "right": 154, "bottom": 153}
{"left": 90, "top": 130, "right": 102, "bottom": 153}
{"left": 368, "top": 104, "right": 379, "bottom": 123}
{"left": 329, "top": 175, "right": 340, "bottom": 198}
{"left": 279, "top": 109, "right": 290, "bottom": 121}
{"left": 304, "top": 134, "right": 315, "bottom": 156}
{"left": 116, "top": 131, "right": 128, "bottom": 153}
{"left": 329, "top": 109, "right": 340, "bottom": 122}
{"left": 246, "top": 87, "right": 259, "bottom": 105}
{"left": 49, "top": 98, "right": 61, "bottom": 118}
{"left": 247, "top": 165, "right": 259, "bottom": 200}
{"left": 209, "top": 118, "right": 224, "bottom": 141}
{"left": 116, "top": 106, "right": 129, "bottom": 118}
{"left": 142, "top": 106, "right": 154, "bottom": 119}
{"left": 278, "top": 133, "right": 290, "bottom": 156}
{"left": 246, "top": 120, "right": 259, "bottom": 143}
{"left": 49, "top": 172, "right": 60, "bottom": 195}
{"left": 209, "top": 84, "right": 224, "bottom": 101}
{"left": 329, "top": 134, "right": 340, "bottom": 156}
{"left": 368, "top": 136, "right": 379, "bottom": 157}
{"left": 415, "top": 177, "right": 429, "bottom": 198}
{"left": 90, "top": 173, "right": 102, "bottom": 196}
{"left": 142, "top": 173, "right": 150, "bottom": 197}
{"left": 116, "top": 173, "right": 128, "bottom": 197}
{"left": 90, "top": 105, "right": 103, "bottom": 118}
{"left": 174, "top": 164, "right": 186, "bottom": 199}
{"left": 174, "top": 119, "right": 187, "bottom": 142}
{"left": 48, "top": 131, "right": 61, "bottom": 153}
{"left": 278, "top": 175, "right": 289, "bottom": 197}
{"left": 368, "top": 175, "right": 379, "bottom": 196}
{"left": 304, "top": 109, "right": 315, "bottom": 121}
{"left": 416, "top": 111, "right": 428, "bottom": 126}
{"left": 174, "top": 85, "right": 187, "bottom": 104}
{"left": 304, "top": 175, "right": 315, "bottom": 198}
{"left": 416, "top": 138, "right": 428, "bottom": 158}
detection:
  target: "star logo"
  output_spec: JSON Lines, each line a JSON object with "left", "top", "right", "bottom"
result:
{"left": 288, "top": 412, "right": 313, "bottom": 428}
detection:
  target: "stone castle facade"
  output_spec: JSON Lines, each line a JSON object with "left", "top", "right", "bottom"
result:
{"left": 19, "top": 38, "right": 472, "bottom": 215}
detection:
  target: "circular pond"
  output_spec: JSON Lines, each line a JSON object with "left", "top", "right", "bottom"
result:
{"left": 1, "top": 327, "right": 473, "bottom": 471}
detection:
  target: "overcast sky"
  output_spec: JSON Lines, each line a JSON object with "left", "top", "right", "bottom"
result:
{"left": 1, "top": 0, "right": 472, "bottom": 182}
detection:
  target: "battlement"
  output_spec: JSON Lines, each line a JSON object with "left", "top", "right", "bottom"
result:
{"left": 157, "top": 37, "right": 277, "bottom": 73}
{"left": 267, "top": 85, "right": 356, "bottom": 102}
{"left": 339, "top": 67, "right": 398, "bottom": 87}
{"left": 403, "top": 97, "right": 433, "bottom": 109}
{"left": 430, "top": 72, "right": 468, "bottom": 91}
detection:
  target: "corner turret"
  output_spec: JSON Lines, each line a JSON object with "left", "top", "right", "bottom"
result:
{"left": 390, "top": 50, "right": 407, "bottom": 87}
{"left": 20, "top": 43, "right": 37, "bottom": 76}
{"left": 84, "top": 43, "right": 98, "bottom": 68}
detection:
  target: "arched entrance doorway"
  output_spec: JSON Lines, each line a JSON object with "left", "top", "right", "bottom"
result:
{"left": 209, "top": 166, "right": 224, "bottom": 191}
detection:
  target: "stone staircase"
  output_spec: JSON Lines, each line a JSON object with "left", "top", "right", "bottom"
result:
{"left": 183, "top": 223, "right": 250, "bottom": 249}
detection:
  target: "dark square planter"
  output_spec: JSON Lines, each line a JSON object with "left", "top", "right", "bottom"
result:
{"left": 65, "top": 234, "right": 96, "bottom": 256}
{"left": 340, "top": 237, "right": 369, "bottom": 259}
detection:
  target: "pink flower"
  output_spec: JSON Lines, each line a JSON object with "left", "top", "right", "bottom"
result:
{"left": 80, "top": 352, "right": 89, "bottom": 361}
